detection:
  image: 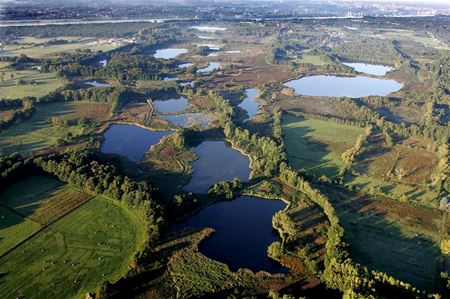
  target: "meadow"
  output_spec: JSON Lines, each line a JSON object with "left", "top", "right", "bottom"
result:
{"left": 297, "top": 54, "right": 329, "bottom": 66}
{"left": 0, "top": 101, "right": 111, "bottom": 155}
{"left": 0, "top": 70, "right": 64, "bottom": 99}
{"left": 0, "top": 196, "right": 146, "bottom": 298}
{"left": 282, "top": 114, "right": 365, "bottom": 177}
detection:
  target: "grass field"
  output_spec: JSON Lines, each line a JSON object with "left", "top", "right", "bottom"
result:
{"left": 0, "top": 101, "right": 111, "bottom": 155}
{"left": 2, "top": 37, "right": 118, "bottom": 58}
{"left": 0, "top": 70, "right": 64, "bottom": 99}
{"left": 297, "top": 55, "right": 329, "bottom": 65}
{"left": 321, "top": 186, "right": 443, "bottom": 292}
{"left": 347, "top": 133, "right": 439, "bottom": 205}
{"left": 282, "top": 115, "right": 365, "bottom": 177}
{"left": 0, "top": 196, "right": 146, "bottom": 298}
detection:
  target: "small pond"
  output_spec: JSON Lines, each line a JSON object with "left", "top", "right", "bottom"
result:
{"left": 101, "top": 124, "right": 172, "bottom": 161}
{"left": 179, "top": 62, "right": 193, "bottom": 68}
{"left": 99, "top": 59, "right": 108, "bottom": 67}
{"left": 283, "top": 75, "right": 402, "bottom": 98}
{"left": 153, "top": 48, "right": 188, "bottom": 59}
{"left": 191, "top": 26, "right": 227, "bottom": 32}
{"left": 176, "top": 195, "right": 288, "bottom": 273}
{"left": 198, "top": 43, "right": 220, "bottom": 50}
{"left": 153, "top": 96, "right": 189, "bottom": 113}
{"left": 85, "top": 80, "right": 111, "bottom": 87}
{"left": 238, "top": 88, "right": 259, "bottom": 122}
{"left": 197, "top": 62, "right": 221, "bottom": 74}
{"left": 343, "top": 62, "right": 394, "bottom": 76}
{"left": 183, "top": 141, "right": 250, "bottom": 193}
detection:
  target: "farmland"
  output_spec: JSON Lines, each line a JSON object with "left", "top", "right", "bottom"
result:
{"left": 0, "top": 70, "right": 64, "bottom": 99}
{"left": 0, "top": 196, "right": 146, "bottom": 298}
{"left": 282, "top": 114, "right": 365, "bottom": 177}
{"left": 0, "top": 101, "right": 111, "bottom": 155}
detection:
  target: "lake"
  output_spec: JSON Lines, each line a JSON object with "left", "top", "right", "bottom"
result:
{"left": 197, "top": 62, "right": 221, "bottom": 74}
{"left": 343, "top": 62, "right": 394, "bottom": 76}
{"left": 101, "top": 124, "right": 172, "bottom": 161}
{"left": 238, "top": 88, "right": 259, "bottom": 122}
{"left": 176, "top": 195, "right": 287, "bottom": 273}
{"left": 153, "top": 96, "right": 189, "bottom": 113}
{"left": 157, "top": 113, "right": 213, "bottom": 128}
{"left": 153, "top": 48, "right": 188, "bottom": 59}
{"left": 283, "top": 75, "right": 402, "bottom": 98}
{"left": 179, "top": 62, "right": 193, "bottom": 68}
{"left": 183, "top": 141, "right": 250, "bottom": 193}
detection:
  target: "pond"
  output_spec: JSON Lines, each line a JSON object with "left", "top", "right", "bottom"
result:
{"left": 197, "top": 62, "right": 221, "bottom": 74}
{"left": 198, "top": 35, "right": 214, "bottom": 39}
{"left": 191, "top": 26, "right": 227, "bottom": 32}
{"left": 198, "top": 43, "right": 221, "bottom": 50}
{"left": 85, "top": 80, "right": 111, "bottom": 87}
{"left": 101, "top": 124, "right": 172, "bottom": 161}
{"left": 225, "top": 50, "right": 241, "bottom": 54}
{"left": 176, "top": 195, "right": 287, "bottom": 273}
{"left": 283, "top": 75, "right": 402, "bottom": 98}
{"left": 238, "top": 88, "right": 259, "bottom": 122}
{"left": 153, "top": 96, "right": 189, "bottom": 113}
{"left": 343, "top": 62, "right": 394, "bottom": 76}
{"left": 153, "top": 48, "right": 188, "bottom": 59}
{"left": 179, "top": 62, "right": 193, "bottom": 68}
{"left": 183, "top": 141, "right": 250, "bottom": 193}
{"left": 99, "top": 59, "right": 108, "bottom": 67}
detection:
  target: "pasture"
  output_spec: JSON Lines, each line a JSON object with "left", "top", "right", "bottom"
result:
{"left": 0, "top": 196, "right": 146, "bottom": 298}
{"left": 1, "top": 37, "right": 118, "bottom": 58}
{"left": 0, "top": 70, "right": 64, "bottom": 99}
{"left": 0, "top": 101, "right": 111, "bottom": 155}
{"left": 297, "top": 55, "right": 329, "bottom": 66}
{"left": 282, "top": 114, "right": 365, "bottom": 177}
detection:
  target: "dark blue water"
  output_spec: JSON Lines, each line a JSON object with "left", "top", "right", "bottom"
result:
{"left": 153, "top": 97, "right": 189, "bottom": 113}
{"left": 183, "top": 141, "right": 250, "bottom": 193}
{"left": 284, "top": 75, "right": 402, "bottom": 98}
{"left": 238, "top": 88, "right": 259, "bottom": 122}
{"left": 101, "top": 124, "right": 172, "bottom": 161}
{"left": 343, "top": 62, "right": 394, "bottom": 76}
{"left": 177, "top": 195, "right": 288, "bottom": 273}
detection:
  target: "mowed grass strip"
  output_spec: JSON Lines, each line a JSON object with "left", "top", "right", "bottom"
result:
{"left": 0, "top": 70, "right": 64, "bottom": 99}
{"left": 0, "top": 196, "right": 146, "bottom": 299}
{"left": 0, "top": 101, "right": 111, "bottom": 155}
{"left": 0, "top": 206, "right": 41, "bottom": 256}
{"left": 282, "top": 114, "right": 365, "bottom": 177}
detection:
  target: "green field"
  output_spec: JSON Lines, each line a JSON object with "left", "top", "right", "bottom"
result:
{"left": 297, "top": 54, "right": 329, "bottom": 65}
{"left": 0, "top": 101, "right": 110, "bottom": 155}
{"left": 0, "top": 196, "right": 146, "bottom": 298}
{"left": 0, "top": 70, "right": 64, "bottom": 99}
{"left": 2, "top": 37, "right": 118, "bottom": 58}
{"left": 282, "top": 115, "right": 365, "bottom": 177}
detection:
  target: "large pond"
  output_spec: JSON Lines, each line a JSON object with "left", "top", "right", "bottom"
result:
{"left": 197, "top": 62, "right": 221, "bottom": 74}
{"left": 343, "top": 62, "right": 394, "bottom": 76}
{"left": 283, "top": 75, "right": 402, "bottom": 98}
{"left": 153, "top": 48, "right": 188, "bottom": 59}
{"left": 176, "top": 195, "right": 287, "bottom": 273}
{"left": 238, "top": 88, "right": 259, "bottom": 122}
{"left": 183, "top": 141, "right": 250, "bottom": 193}
{"left": 153, "top": 96, "right": 189, "bottom": 113}
{"left": 157, "top": 113, "right": 213, "bottom": 129}
{"left": 101, "top": 124, "right": 172, "bottom": 161}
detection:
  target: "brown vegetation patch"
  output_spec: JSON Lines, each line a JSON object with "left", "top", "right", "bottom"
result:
{"left": 0, "top": 109, "right": 15, "bottom": 121}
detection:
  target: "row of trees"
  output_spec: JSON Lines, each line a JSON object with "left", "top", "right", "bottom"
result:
{"left": 341, "top": 126, "right": 372, "bottom": 173}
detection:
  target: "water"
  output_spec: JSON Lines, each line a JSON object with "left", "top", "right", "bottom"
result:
{"left": 157, "top": 113, "right": 213, "bottom": 128}
{"left": 153, "top": 48, "right": 188, "bottom": 59}
{"left": 179, "top": 62, "right": 193, "bottom": 68}
{"left": 191, "top": 26, "right": 227, "bottom": 32}
{"left": 99, "top": 59, "right": 108, "bottom": 67}
{"left": 176, "top": 196, "right": 287, "bottom": 273}
{"left": 85, "top": 80, "right": 111, "bottom": 87}
{"left": 183, "top": 141, "right": 250, "bottom": 193}
{"left": 198, "top": 35, "right": 214, "bottom": 39}
{"left": 238, "top": 88, "right": 259, "bottom": 122}
{"left": 163, "top": 77, "right": 179, "bottom": 81}
{"left": 225, "top": 50, "right": 241, "bottom": 54}
{"left": 207, "top": 52, "right": 219, "bottom": 57}
{"left": 197, "top": 62, "right": 221, "bottom": 74}
{"left": 179, "top": 81, "right": 194, "bottom": 87}
{"left": 153, "top": 97, "right": 189, "bottom": 113}
{"left": 101, "top": 124, "right": 172, "bottom": 161}
{"left": 343, "top": 62, "right": 394, "bottom": 76}
{"left": 283, "top": 75, "right": 402, "bottom": 98}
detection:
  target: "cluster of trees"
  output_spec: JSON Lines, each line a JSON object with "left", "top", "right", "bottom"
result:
{"left": 434, "top": 143, "right": 449, "bottom": 193}
{"left": 208, "top": 178, "right": 242, "bottom": 199}
{"left": 0, "top": 98, "right": 35, "bottom": 131}
{"left": 341, "top": 126, "right": 372, "bottom": 173}
{"left": 0, "top": 153, "right": 35, "bottom": 192}
{"left": 34, "top": 151, "right": 164, "bottom": 240}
